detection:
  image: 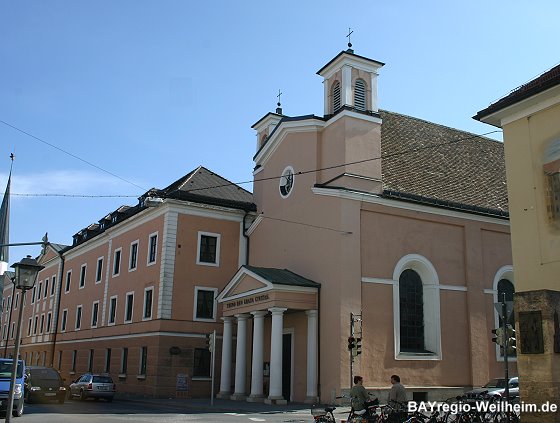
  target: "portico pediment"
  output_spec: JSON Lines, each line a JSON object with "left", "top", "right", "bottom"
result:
{"left": 217, "top": 265, "right": 320, "bottom": 316}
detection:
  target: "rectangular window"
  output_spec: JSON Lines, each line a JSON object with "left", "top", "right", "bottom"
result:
{"left": 27, "top": 318, "right": 32, "bottom": 336}
{"left": 40, "top": 314, "right": 45, "bottom": 334}
{"left": 31, "top": 287, "right": 36, "bottom": 303}
{"left": 91, "top": 301, "right": 99, "bottom": 328}
{"left": 108, "top": 296, "right": 117, "bottom": 325}
{"left": 147, "top": 233, "right": 157, "bottom": 264}
{"left": 193, "top": 348, "right": 211, "bottom": 377}
{"left": 71, "top": 350, "right": 77, "bottom": 372}
{"left": 143, "top": 287, "right": 153, "bottom": 320}
{"left": 2, "top": 324, "right": 6, "bottom": 340}
{"left": 61, "top": 309, "right": 68, "bottom": 332}
{"left": 33, "top": 316, "right": 38, "bottom": 334}
{"left": 10, "top": 322, "right": 15, "bottom": 339}
{"left": 113, "top": 249, "right": 122, "bottom": 276}
{"left": 139, "top": 346, "right": 147, "bottom": 375}
{"left": 44, "top": 278, "right": 49, "bottom": 298}
{"left": 88, "top": 349, "right": 94, "bottom": 372}
{"left": 96, "top": 257, "right": 103, "bottom": 283}
{"left": 120, "top": 347, "right": 128, "bottom": 374}
{"left": 57, "top": 351, "right": 62, "bottom": 370}
{"left": 125, "top": 292, "right": 134, "bottom": 323}
{"left": 51, "top": 275, "right": 56, "bottom": 296}
{"left": 197, "top": 233, "right": 220, "bottom": 265}
{"left": 80, "top": 264, "right": 87, "bottom": 288}
{"left": 105, "top": 348, "right": 111, "bottom": 373}
{"left": 46, "top": 312, "right": 52, "bottom": 333}
{"left": 129, "top": 241, "right": 138, "bottom": 271}
{"left": 194, "top": 287, "right": 217, "bottom": 321}
{"left": 65, "top": 271, "right": 72, "bottom": 293}
{"left": 76, "top": 305, "right": 83, "bottom": 330}
{"left": 37, "top": 282, "right": 42, "bottom": 300}
{"left": 14, "top": 293, "right": 19, "bottom": 309}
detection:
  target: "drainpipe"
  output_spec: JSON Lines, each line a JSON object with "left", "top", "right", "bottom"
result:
{"left": 3, "top": 277, "right": 15, "bottom": 358}
{"left": 317, "top": 285, "right": 322, "bottom": 401}
{"left": 50, "top": 253, "right": 65, "bottom": 367}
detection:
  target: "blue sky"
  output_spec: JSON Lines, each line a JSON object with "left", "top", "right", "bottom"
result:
{"left": 0, "top": 0, "right": 558, "bottom": 260}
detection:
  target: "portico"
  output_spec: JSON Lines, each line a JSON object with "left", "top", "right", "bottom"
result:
{"left": 216, "top": 265, "right": 320, "bottom": 404}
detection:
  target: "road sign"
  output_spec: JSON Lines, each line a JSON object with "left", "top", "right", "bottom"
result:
{"left": 494, "top": 301, "right": 514, "bottom": 319}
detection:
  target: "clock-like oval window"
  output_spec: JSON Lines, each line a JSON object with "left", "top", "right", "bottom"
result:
{"left": 279, "top": 166, "right": 295, "bottom": 198}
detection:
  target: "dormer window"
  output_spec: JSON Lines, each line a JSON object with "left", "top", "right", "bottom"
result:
{"left": 112, "top": 215, "right": 118, "bottom": 223}
{"left": 354, "top": 79, "right": 366, "bottom": 111}
{"left": 332, "top": 81, "right": 341, "bottom": 113}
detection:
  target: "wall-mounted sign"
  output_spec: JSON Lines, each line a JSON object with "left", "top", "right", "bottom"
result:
{"left": 519, "top": 311, "right": 544, "bottom": 354}
{"left": 225, "top": 293, "right": 270, "bottom": 310}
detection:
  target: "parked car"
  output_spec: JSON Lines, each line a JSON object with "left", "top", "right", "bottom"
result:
{"left": 0, "top": 358, "right": 25, "bottom": 417}
{"left": 24, "top": 366, "right": 66, "bottom": 403}
{"left": 495, "top": 376, "right": 519, "bottom": 398}
{"left": 465, "top": 377, "right": 517, "bottom": 396}
{"left": 68, "top": 373, "right": 116, "bottom": 401}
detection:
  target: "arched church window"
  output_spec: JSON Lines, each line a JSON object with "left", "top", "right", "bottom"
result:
{"left": 497, "top": 278, "right": 516, "bottom": 357}
{"left": 399, "top": 269, "right": 425, "bottom": 352}
{"left": 332, "top": 81, "right": 341, "bottom": 113}
{"left": 354, "top": 79, "right": 366, "bottom": 111}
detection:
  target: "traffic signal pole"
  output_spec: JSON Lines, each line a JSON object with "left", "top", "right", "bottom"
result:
{"left": 501, "top": 295, "right": 510, "bottom": 402}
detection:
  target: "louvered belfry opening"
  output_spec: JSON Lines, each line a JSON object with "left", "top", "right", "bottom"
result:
{"left": 332, "top": 81, "right": 341, "bottom": 112}
{"left": 354, "top": 79, "right": 366, "bottom": 111}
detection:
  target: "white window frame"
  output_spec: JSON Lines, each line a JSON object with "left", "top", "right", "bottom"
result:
{"left": 113, "top": 248, "right": 122, "bottom": 277}
{"left": 61, "top": 309, "right": 68, "bottom": 333}
{"left": 196, "top": 231, "right": 221, "bottom": 267}
{"left": 10, "top": 322, "right": 15, "bottom": 339}
{"left": 37, "top": 282, "right": 42, "bottom": 300}
{"left": 39, "top": 314, "right": 45, "bottom": 334}
{"left": 91, "top": 300, "right": 100, "bottom": 328}
{"left": 143, "top": 287, "right": 154, "bottom": 321}
{"left": 146, "top": 232, "right": 158, "bottom": 266}
{"left": 392, "top": 254, "right": 442, "bottom": 361}
{"left": 129, "top": 240, "right": 139, "bottom": 272}
{"left": 65, "top": 271, "right": 72, "bottom": 293}
{"left": 46, "top": 312, "right": 52, "bottom": 333}
{"left": 79, "top": 264, "right": 87, "bottom": 289}
{"left": 27, "top": 317, "right": 32, "bottom": 336}
{"left": 14, "top": 293, "right": 19, "bottom": 310}
{"left": 193, "top": 286, "right": 218, "bottom": 322}
{"left": 33, "top": 315, "right": 38, "bottom": 335}
{"left": 124, "top": 291, "right": 134, "bottom": 323}
{"left": 492, "top": 265, "right": 517, "bottom": 363}
{"left": 108, "top": 295, "right": 118, "bottom": 326}
{"left": 44, "top": 278, "right": 49, "bottom": 298}
{"left": 51, "top": 275, "right": 56, "bottom": 296}
{"left": 75, "top": 305, "right": 83, "bottom": 330}
{"left": 95, "top": 256, "right": 104, "bottom": 283}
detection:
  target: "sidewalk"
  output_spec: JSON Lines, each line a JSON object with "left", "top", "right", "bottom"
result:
{"left": 117, "top": 394, "right": 339, "bottom": 415}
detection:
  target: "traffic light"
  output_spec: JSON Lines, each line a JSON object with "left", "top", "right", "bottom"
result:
{"left": 491, "top": 327, "right": 504, "bottom": 346}
{"left": 354, "top": 337, "right": 362, "bottom": 356}
{"left": 206, "top": 332, "right": 215, "bottom": 352}
{"left": 348, "top": 336, "right": 356, "bottom": 351}
{"left": 506, "top": 324, "right": 516, "bottom": 355}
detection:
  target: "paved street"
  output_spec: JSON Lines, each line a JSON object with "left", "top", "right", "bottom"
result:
{"left": 8, "top": 397, "right": 352, "bottom": 423}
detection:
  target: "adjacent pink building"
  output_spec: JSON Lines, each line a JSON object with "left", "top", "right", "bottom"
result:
{"left": 1, "top": 48, "right": 516, "bottom": 402}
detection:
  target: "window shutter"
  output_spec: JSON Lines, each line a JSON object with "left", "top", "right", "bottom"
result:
{"left": 332, "top": 81, "right": 341, "bottom": 112}
{"left": 355, "top": 79, "right": 366, "bottom": 111}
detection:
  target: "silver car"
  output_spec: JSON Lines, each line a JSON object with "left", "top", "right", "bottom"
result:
{"left": 68, "top": 373, "right": 115, "bottom": 401}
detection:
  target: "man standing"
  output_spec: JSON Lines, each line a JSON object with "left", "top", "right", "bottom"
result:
{"left": 350, "top": 375, "right": 369, "bottom": 412}
{"left": 388, "top": 374, "right": 407, "bottom": 421}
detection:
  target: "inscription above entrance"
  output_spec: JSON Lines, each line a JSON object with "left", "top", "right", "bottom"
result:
{"left": 225, "top": 293, "right": 270, "bottom": 310}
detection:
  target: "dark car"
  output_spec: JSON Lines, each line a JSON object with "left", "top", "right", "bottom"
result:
{"left": 68, "top": 373, "right": 116, "bottom": 401}
{"left": 24, "top": 366, "right": 66, "bottom": 403}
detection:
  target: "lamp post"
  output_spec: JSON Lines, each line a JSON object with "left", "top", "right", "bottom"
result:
{"left": 5, "top": 255, "right": 43, "bottom": 422}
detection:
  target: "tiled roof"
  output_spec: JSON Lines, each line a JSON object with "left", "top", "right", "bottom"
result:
{"left": 474, "top": 64, "right": 560, "bottom": 120}
{"left": 244, "top": 265, "right": 320, "bottom": 288}
{"left": 379, "top": 110, "right": 508, "bottom": 215}
{"left": 159, "top": 166, "right": 254, "bottom": 210}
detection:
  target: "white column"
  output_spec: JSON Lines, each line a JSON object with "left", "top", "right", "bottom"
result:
{"left": 231, "top": 314, "right": 249, "bottom": 400}
{"left": 323, "top": 79, "right": 329, "bottom": 115}
{"left": 267, "top": 307, "right": 287, "bottom": 403}
{"left": 248, "top": 311, "right": 267, "bottom": 402}
{"left": 342, "top": 64, "right": 352, "bottom": 107}
{"left": 305, "top": 310, "right": 318, "bottom": 403}
{"left": 217, "top": 316, "right": 233, "bottom": 398}
{"left": 370, "top": 72, "right": 379, "bottom": 112}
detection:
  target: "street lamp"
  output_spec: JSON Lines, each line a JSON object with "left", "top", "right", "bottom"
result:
{"left": 5, "top": 255, "right": 43, "bottom": 422}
